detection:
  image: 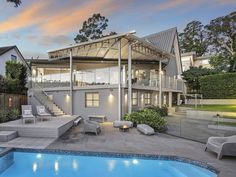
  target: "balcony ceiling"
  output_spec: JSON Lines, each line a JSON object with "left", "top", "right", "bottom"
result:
{"left": 47, "top": 32, "right": 174, "bottom": 61}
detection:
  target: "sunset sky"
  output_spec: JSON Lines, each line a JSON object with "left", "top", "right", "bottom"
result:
{"left": 0, "top": 0, "right": 235, "bottom": 58}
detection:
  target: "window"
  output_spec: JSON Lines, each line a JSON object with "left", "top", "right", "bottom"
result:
{"left": 132, "top": 91, "right": 138, "bottom": 106}
{"left": 85, "top": 92, "right": 99, "bottom": 107}
{"left": 144, "top": 93, "right": 151, "bottom": 105}
{"left": 11, "top": 55, "right": 17, "bottom": 61}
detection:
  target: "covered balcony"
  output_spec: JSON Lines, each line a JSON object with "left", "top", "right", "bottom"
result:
{"left": 30, "top": 64, "right": 184, "bottom": 92}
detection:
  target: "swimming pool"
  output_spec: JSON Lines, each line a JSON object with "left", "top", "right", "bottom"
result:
{"left": 0, "top": 150, "right": 217, "bottom": 177}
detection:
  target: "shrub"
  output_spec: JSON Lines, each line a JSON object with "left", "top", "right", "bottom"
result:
{"left": 7, "top": 108, "right": 20, "bottom": 121}
{"left": 0, "top": 110, "right": 8, "bottom": 123}
{"left": 199, "top": 73, "right": 236, "bottom": 99}
{"left": 147, "top": 105, "right": 168, "bottom": 117}
{"left": 124, "top": 109, "right": 167, "bottom": 132}
{"left": 0, "top": 109, "right": 20, "bottom": 123}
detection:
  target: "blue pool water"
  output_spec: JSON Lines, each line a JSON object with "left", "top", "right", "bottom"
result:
{"left": 0, "top": 151, "right": 217, "bottom": 177}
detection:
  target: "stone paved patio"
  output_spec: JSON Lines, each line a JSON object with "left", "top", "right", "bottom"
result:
{"left": 0, "top": 137, "right": 55, "bottom": 149}
{"left": 47, "top": 122, "right": 236, "bottom": 177}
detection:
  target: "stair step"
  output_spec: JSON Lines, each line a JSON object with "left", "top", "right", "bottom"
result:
{"left": 33, "top": 91, "right": 65, "bottom": 116}
{"left": 0, "top": 131, "right": 17, "bottom": 142}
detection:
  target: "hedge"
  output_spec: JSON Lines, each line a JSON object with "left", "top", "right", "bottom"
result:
{"left": 123, "top": 108, "right": 167, "bottom": 132}
{"left": 199, "top": 73, "right": 236, "bottom": 99}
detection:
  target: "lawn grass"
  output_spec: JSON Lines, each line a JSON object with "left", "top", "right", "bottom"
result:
{"left": 215, "top": 122, "right": 236, "bottom": 127}
{"left": 221, "top": 115, "right": 236, "bottom": 119}
{"left": 182, "top": 104, "right": 236, "bottom": 112}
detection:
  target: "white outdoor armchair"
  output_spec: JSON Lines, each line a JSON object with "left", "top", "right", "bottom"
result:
{"left": 205, "top": 135, "right": 236, "bottom": 159}
{"left": 21, "top": 105, "right": 36, "bottom": 124}
{"left": 84, "top": 119, "right": 101, "bottom": 135}
{"left": 36, "top": 106, "right": 51, "bottom": 121}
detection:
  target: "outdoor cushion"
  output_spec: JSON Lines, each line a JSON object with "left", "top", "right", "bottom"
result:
{"left": 38, "top": 107, "right": 45, "bottom": 114}
{"left": 22, "top": 114, "right": 34, "bottom": 118}
{"left": 137, "top": 124, "right": 155, "bottom": 135}
{"left": 23, "top": 110, "right": 31, "bottom": 115}
{"left": 113, "top": 121, "right": 133, "bottom": 128}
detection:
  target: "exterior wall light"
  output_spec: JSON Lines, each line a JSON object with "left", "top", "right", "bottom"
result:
{"left": 8, "top": 97, "right": 12, "bottom": 108}
{"left": 32, "top": 69, "right": 36, "bottom": 76}
{"left": 108, "top": 89, "right": 114, "bottom": 103}
{"left": 65, "top": 94, "right": 70, "bottom": 103}
{"left": 125, "top": 93, "right": 127, "bottom": 104}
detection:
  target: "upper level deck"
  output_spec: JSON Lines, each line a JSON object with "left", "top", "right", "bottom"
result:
{"left": 29, "top": 62, "right": 185, "bottom": 93}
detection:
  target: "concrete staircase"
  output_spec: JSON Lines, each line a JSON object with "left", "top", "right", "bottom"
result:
{"left": 34, "top": 90, "right": 65, "bottom": 116}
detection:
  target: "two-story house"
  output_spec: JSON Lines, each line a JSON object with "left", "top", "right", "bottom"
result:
{"left": 28, "top": 28, "right": 185, "bottom": 121}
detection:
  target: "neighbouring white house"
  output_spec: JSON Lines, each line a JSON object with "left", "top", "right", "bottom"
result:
{"left": 181, "top": 52, "right": 213, "bottom": 71}
{"left": 0, "top": 46, "right": 25, "bottom": 76}
{"left": 28, "top": 28, "right": 186, "bottom": 121}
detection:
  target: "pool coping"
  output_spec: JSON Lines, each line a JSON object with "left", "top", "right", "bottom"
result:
{"left": 0, "top": 147, "right": 219, "bottom": 175}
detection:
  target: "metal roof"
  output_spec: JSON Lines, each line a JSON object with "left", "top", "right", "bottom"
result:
{"left": 143, "top": 27, "right": 177, "bottom": 53}
{"left": 0, "top": 46, "right": 16, "bottom": 56}
{"left": 47, "top": 32, "right": 174, "bottom": 61}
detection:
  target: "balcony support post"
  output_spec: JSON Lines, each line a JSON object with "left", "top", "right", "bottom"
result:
{"left": 159, "top": 59, "right": 162, "bottom": 108}
{"left": 128, "top": 43, "right": 132, "bottom": 114}
{"left": 69, "top": 49, "right": 73, "bottom": 115}
{"left": 168, "top": 92, "right": 172, "bottom": 108}
{"left": 118, "top": 40, "right": 121, "bottom": 120}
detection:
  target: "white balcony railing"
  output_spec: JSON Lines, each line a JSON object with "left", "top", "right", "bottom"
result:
{"left": 30, "top": 66, "right": 185, "bottom": 92}
{"left": 31, "top": 76, "right": 184, "bottom": 92}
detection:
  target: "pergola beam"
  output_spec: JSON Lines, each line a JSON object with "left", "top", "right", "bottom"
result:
{"left": 102, "top": 39, "right": 119, "bottom": 58}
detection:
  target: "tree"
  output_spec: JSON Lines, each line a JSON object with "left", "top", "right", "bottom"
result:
{"left": 74, "top": 13, "right": 117, "bottom": 43}
{"left": 206, "top": 11, "right": 236, "bottom": 72}
{"left": 5, "top": 61, "right": 27, "bottom": 93}
{"left": 182, "top": 66, "right": 218, "bottom": 93}
{"left": 6, "top": 0, "right": 21, "bottom": 7}
{"left": 179, "top": 21, "right": 208, "bottom": 56}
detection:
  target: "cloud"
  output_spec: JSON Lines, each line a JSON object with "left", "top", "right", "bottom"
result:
{"left": 0, "top": 1, "right": 50, "bottom": 33}
{"left": 0, "top": 0, "right": 128, "bottom": 35}
{"left": 40, "top": 0, "right": 127, "bottom": 35}
{"left": 39, "top": 35, "right": 72, "bottom": 46}
{"left": 0, "top": 0, "right": 234, "bottom": 35}
{"left": 151, "top": 0, "right": 236, "bottom": 12}
{"left": 215, "top": 0, "right": 236, "bottom": 5}
{"left": 26, "top": 34, "right": 72, "bottom": 46}
{"left": 154, "top": 0, "right": 189, "bottom": 12}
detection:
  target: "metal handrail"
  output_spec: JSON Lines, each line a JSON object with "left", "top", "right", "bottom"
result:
{"left": 32, "top": 81, "right": 50, "bottom": 98}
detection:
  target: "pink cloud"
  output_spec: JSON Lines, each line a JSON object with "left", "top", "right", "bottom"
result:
{"left": 0, "top": 1, "right": 51, "bottom": 33}
{"left": 40, "top": 0, "right": 129, "bottom": 35}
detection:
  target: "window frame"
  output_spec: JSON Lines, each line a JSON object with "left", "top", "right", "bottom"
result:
{"left": 144, "top": 92, "right": 151, "bottom": 105}
{"left": 85, "top": 92, "right": 99, "bottom": 108}
{"left": 11, "top": 55, "right": 17, "bottom": 61}
{"left": 132, "top": 91, "right": 138, "bottom": 106}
